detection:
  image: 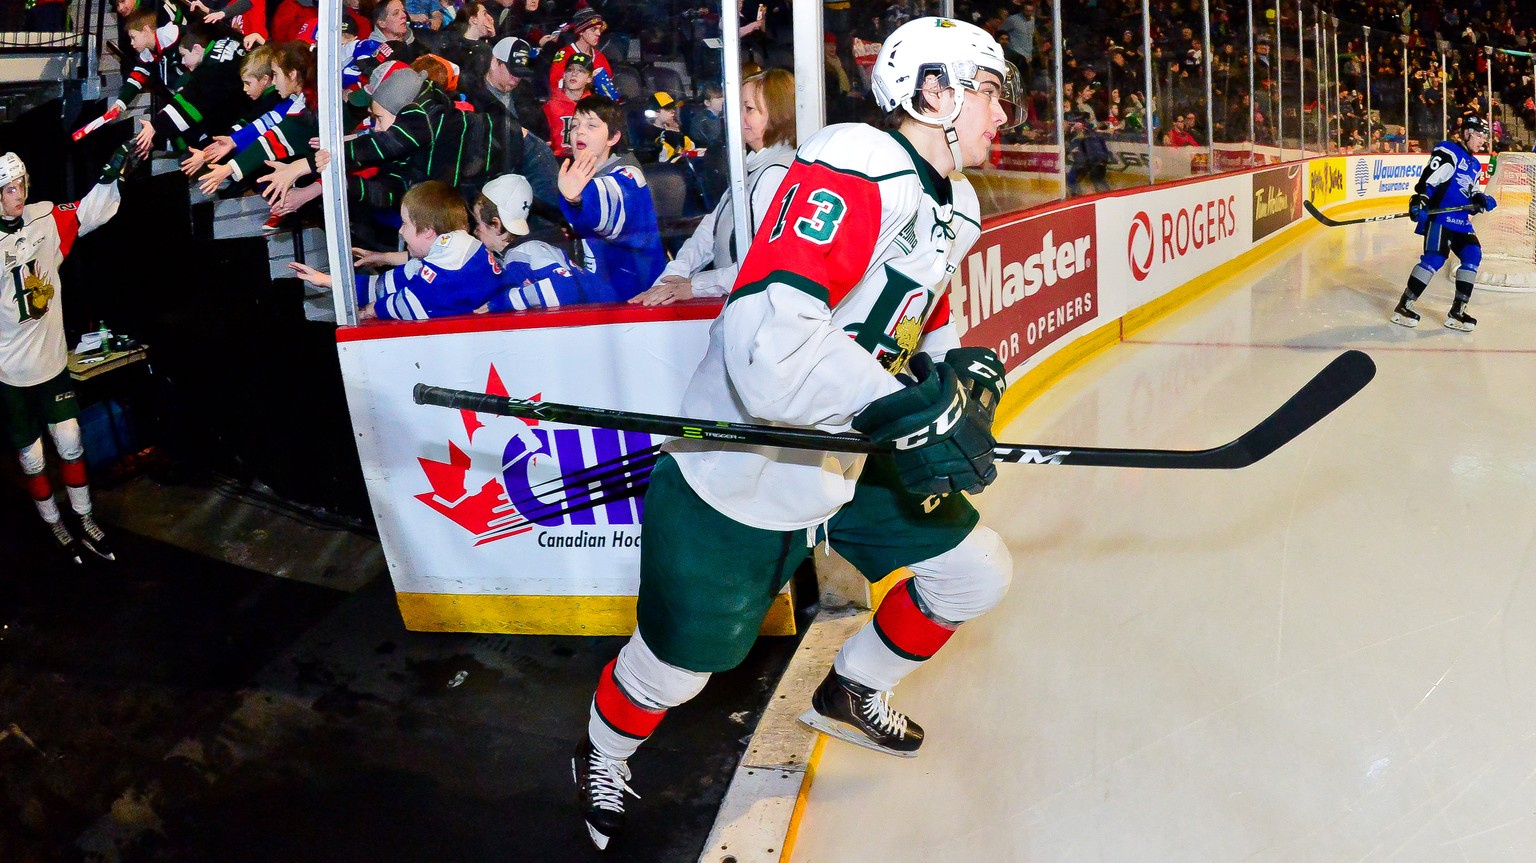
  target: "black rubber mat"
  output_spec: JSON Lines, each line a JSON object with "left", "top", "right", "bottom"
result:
{"left": 0, "top": 493, "right": 804, "bottom": 863}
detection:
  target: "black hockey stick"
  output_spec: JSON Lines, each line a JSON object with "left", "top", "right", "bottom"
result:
{"left": 1302, "top": 200, "right": 1475, "bottom": 228}
{"left": 412, "top": 350, "right": 1375, "bottom": 470}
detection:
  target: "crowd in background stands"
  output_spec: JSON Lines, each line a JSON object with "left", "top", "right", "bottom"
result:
{"left": 99, "top": 0, "right": 830, "bottom": 319}
{"left": 87, "top": 0, "right": 1536, "bottom": 321}
{"left": 949, "top": 0, "right": 1535, "bottom": 153}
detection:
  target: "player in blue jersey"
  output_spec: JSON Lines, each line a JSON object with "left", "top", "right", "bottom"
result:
{"left": 471, "top": 173, "right": 608, "bottom": 309}
{"left": 1392, "top": 115, "right": 1496, "bottom": 332}
{"left": 288, "top": 180, "right": 502, "bottom": 321}
{"left": 556, "top": 96, "right": 668, "bottom": 302}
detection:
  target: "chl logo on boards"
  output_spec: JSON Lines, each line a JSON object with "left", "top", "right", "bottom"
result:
{"left": 414, "top": 365, "right": 650, "bottom": 548}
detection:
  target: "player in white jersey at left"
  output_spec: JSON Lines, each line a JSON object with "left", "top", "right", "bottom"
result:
{"left": 570, "top": 17, "right": 1020, "bottom": 851}
{"left": 0, "top": 145, "right": 132, "bottom": 563}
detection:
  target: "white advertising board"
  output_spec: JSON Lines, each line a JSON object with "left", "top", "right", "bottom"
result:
{"left": 338, "top": 312, "right": 715, "bottom": 598}
{"left": 1095, "top": 174, "right": 1254, "bottom": 311}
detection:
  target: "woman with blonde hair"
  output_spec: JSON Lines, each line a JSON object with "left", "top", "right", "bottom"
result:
{"left": 630, "top": 69, "right": 796, "bottom": 305}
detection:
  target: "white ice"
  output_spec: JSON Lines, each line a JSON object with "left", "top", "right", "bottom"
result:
{"left": 791, "top": 218, "right": 1536, "bottom": 863}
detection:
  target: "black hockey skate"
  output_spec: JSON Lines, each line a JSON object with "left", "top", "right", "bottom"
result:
{"left": 49, "top": 520, "right": 85, "bottom": 565}
{"left": 77, "top": 513, "right": 116, "bottom": 561}
{"left": 1445, "top": 301, "right": 1477, "bottom": 332}
{"left": 797, "top": 669, "right": 924, "bottom": 758}
{"left": 1390, "top": 295, "right": 1420, "bottom": 328}
{"left": 572, "top": 736, "right": 637, "bottom": 851}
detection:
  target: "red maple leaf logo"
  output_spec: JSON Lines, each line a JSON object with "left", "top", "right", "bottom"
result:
{"left": 415, "top": 364, "right": 541, "bottom": 545}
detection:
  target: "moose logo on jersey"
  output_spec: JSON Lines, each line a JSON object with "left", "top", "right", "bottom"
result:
{"left": 853, "top": 265, "right": 935, "bottom": 372}
{"left": 6, "top": 256, "right": 54, "bottom": 322}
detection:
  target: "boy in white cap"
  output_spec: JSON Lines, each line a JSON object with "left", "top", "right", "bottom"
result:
{"left": 472, "top": 173, "right": 604, "bottom": 308}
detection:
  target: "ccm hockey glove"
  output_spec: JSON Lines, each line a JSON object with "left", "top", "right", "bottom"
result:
{"left": 1408, "top": 192, "right": 1429, "bottom": 224}
{"left": 1472, "top": 192, "right": 1497, "bottom": 214}
{"left": 852, "top": 353, "right": 999, "bottom": 497}
{"left": 945, "top": 346, "right": 1007, "bottom": 427}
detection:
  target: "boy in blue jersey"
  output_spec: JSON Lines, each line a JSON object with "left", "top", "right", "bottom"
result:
{"left": 556, "top": 96, "right": 668, "bottom": 302}
{"left": 288, "top": 180, "right": 502, "bottom": 320}
{"left": 472, "top": 173, "right": 607, "bottom": 309}
{"left": 1393, "top": 115, "right": 1497, "bottom": 332}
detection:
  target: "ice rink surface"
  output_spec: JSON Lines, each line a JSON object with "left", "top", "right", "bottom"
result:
{"left": 791, "top": 219, "right": 1536, "bottom": 863}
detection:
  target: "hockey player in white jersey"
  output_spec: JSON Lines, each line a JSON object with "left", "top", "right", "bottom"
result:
{"left": 0, "top": 146, "right": 131, "bottom": 563}
{"left": 571, "top": 17, "right": 1020, "bottom": 850}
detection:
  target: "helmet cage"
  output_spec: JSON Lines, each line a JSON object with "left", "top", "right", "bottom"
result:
{"left": 899, "top": 59, "right": 1024, "bottom": 131}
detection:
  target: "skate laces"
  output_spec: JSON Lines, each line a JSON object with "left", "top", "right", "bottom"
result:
{"left": 50, "top": 521, "right": 73, "bottom": 545}
{"left": 79, "top": 514, "right": 106, "bottom": 543}
{"left": 860, "top": 690, "right": 910, "bottom": 738}
{"left": 586, "top": 748, "right": 639, "bottom": 812}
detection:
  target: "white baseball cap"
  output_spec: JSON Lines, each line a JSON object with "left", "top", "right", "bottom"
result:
{"left": 481, "top": 174, "right": 532, "bottom": 236}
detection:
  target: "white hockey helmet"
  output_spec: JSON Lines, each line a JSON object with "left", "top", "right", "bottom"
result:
{"left": 871, "top": 17, "right": 1023, "bottom": 132}
{"left": 0, "top": 152, "right": 27, "bottom": 189}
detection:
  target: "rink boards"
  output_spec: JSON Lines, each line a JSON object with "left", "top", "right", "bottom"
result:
{"left": 334, "top": 152, "right": 1445, "bottom": 635}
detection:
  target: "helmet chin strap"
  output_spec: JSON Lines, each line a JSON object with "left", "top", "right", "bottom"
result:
{"left": 902, "top": 85, "right": 967, "bottom": 173}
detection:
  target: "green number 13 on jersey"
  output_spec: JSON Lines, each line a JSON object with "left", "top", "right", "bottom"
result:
{"left": 769, "top": 184, "right": 848, "bottom": 246}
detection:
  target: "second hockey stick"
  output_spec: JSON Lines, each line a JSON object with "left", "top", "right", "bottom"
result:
{"left": 412, "top": 349, "right": 1375, "bottom": 470}
{"left": 1302, "top": 200, "right": 1475, "bottom": 228}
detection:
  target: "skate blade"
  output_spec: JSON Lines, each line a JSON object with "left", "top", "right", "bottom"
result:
{"left": 82, "top": 540, "right": 115, "bottom": 561}
{"left": 1390, "top": 313, "right": 1419, "bottom": 329}
{"left": 585, "top": 823, "right": 612, "bottom": 850}
{"left": 796, "top": 709, "right": 919, "bottom": 759}
{"left": 1443, "top": 319, "right": 1476, "bottom": 332}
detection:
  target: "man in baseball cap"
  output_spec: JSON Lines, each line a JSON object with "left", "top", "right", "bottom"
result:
{"left": 492, "top": 35, "right": 535, "bottom": 77}
{"left": 466, "top": 35, "right": 550, "bottom": 138}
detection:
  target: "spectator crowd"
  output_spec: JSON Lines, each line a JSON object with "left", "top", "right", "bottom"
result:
{"left": 91, "top": 0, "right": 1536, "bottom": 323}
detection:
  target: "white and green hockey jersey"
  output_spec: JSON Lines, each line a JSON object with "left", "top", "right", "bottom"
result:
{"left": 667, "top": 123, "right": 983, "bottom": 531}
{"left": 0, "top": 180, "right": 121, "bottom": 387}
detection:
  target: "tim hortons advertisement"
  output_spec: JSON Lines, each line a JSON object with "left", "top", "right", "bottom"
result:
{"left": 952, "top": 201, "right": 1099, "bottom": 370}
{"left": 1098, "top": 174, "right": 1249, "bottom": 307}
{"left": 1251, "top": 164, "right": 1304, "bottom": 241}
{"left": 1309, "top": 157, "right": 1346, "bottom": 207}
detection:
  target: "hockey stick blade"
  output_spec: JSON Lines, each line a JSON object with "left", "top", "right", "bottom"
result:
{"left": 1000, "top": 349, "right": 1376, "bottom": 468}
{"left": 413, "top": 350, "right": 1374, "bottom": 471}
{"left": 1303, "top": 200, "right": 1474, "bottom": 228}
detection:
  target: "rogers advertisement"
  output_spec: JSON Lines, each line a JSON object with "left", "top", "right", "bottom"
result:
{"left": 953, "top": 202, "right": 1099, "bottom": 370}
{"left": 1251, "top": 164, "right": 1304, "bottom": 240}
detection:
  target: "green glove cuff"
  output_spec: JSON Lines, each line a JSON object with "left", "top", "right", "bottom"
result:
{"left": 852, "top": 354, "right": 963, "bottom": 444}
{"left": 946, "top": 347, "right": 1006, "bottom": 413}
{"left": 98, "top": 143, "right": 130, "bottom": 184}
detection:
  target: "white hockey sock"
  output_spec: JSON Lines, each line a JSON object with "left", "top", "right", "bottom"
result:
{"left": 66, "top": 483, "right": 93, "bottom": 516}
{"left": 835, "top": 527, "right": 1013, "bottom": 692}
{"left": 35, "top": 495, "right": 61, "bottom": 524}
{"left": 588, "top": 631, "right": 709, "bottom": 761}
{"left": 588, "top": 711, "right": 646, "bottom": 762}
{"left": 834, "top": 625, "right": 922, "bottom": 693}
